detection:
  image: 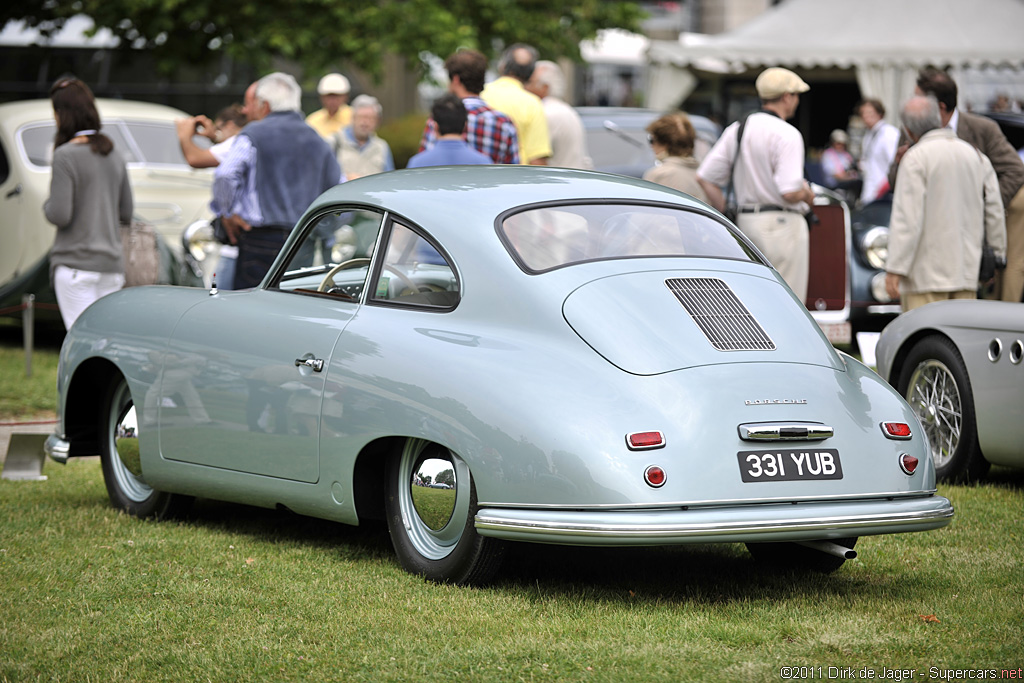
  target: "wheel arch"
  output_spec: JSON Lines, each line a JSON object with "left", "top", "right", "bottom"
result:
{"left": 887, "top": 327, "right": 951, "bottom": 387}
{"left": 63, "top": 357, "right": 125, "bottom": 458}
{"left": 351, "top": 436, "right": 404, "bottom": 522}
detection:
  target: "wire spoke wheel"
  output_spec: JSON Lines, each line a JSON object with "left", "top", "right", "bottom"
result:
{"left": 896, "top": 335, "right": 986, "bottom": 482}
{"left": 906, "top": 359, "right": 962, "bottom": 470}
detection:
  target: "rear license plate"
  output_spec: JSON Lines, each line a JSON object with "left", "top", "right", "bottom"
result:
{"left": 737, "top": 449, "right": 843, "bottom": 482}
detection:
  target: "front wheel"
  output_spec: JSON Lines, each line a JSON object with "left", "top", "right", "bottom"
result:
{"left": 100, "top": 378, "right": 192, "bottom": 518}
{"left": 896, "top": 335, "right": 988, "bottom": 483}
{"left": 384, "top": 439, "right": 504, "bottom": 584}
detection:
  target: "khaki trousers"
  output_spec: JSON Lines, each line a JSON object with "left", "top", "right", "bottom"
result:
{"left": 901, "top": 289, "right": 976, "bottom": 313}
{"left": 736, "top": 211, "right": 809, "bottom": 301}
{"left": 995, "top": 184, "right": 1024, "bottom": 302}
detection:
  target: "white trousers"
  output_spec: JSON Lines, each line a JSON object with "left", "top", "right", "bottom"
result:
{"left": 54, "top": 265, "right": 125, "bottom": 330}
{"left": 736, "top": 211, "right": 809, "bottom": 301}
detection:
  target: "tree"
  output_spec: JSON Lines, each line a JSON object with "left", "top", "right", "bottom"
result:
{"left": 2, "top": 0, "right": 644, "bottom": 80}
{"left": 434, "top": 469, "right": 455, "bottom": 487}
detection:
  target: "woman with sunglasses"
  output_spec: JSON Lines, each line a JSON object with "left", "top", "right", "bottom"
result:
{"left": 642, "top": 112, "right": 708, "bottom": 203}
{"left": 44, "top": 76, "right": 133, "bottom": 329}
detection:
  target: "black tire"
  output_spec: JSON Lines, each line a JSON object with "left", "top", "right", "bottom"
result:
{"left": 100, "top": 378, "right": 193, "bottom": 518}
{"left": 384, "top": 439, "right": 505, "bottom": 585}
{"left": 896, "top": 335, "right": 988, "bottom": 483}
{"left": 746, "top": 537, "right": 858, "bottom": 574}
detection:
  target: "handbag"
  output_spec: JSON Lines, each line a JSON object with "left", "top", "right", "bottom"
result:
{"left": 120, "top": 219, "right": 160, "bottom": 287}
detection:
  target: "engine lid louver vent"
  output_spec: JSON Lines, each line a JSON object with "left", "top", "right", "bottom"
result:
{"left": 665, "top": 277, "right": 776, "bottom": 351}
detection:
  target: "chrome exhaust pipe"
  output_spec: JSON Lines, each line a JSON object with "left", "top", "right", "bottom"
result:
{"left": 796, "top": 540, "right": 857, "bottom": 560}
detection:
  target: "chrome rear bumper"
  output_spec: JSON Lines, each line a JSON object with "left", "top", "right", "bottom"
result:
{"left": 475, "top": 495, "right": 953, "bottom": 546}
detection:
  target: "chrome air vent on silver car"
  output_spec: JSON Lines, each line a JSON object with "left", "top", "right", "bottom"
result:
{"left": 665, "top": 277, "right": 775, "bottom": 351}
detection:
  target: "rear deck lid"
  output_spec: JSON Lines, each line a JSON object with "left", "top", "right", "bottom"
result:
{"left": 562, "top": 268, "right": 844, "bottom": 375}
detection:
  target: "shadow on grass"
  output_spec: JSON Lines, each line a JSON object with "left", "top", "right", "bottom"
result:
{"left": 984, "top": 465, "right": 1024, "bottom": 492}
{"left": 493, "top": 541, "right": 886, "bottom": 604}
{"left": 181, "top": 497, "right": 395, "bottom": 561}
{"left": 166, "top": 497, "right": 905, "bottom": 603}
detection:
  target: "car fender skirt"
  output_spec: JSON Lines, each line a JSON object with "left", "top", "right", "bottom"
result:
{"left": 474, "top": 496, "right": 953, "bottom": 546}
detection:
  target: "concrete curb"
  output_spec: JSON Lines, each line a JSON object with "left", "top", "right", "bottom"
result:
{"left": 0, "top": 418, "right": 57, "bottom": 466}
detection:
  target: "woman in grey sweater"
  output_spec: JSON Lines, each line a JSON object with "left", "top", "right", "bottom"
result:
{"left": 44, "top": 76, "right": 133, "bottom": 329}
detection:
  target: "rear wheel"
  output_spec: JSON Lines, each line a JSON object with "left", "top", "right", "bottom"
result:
{"left": 384, "top": 439, "right": 504, "bottom": 584}
{"left": 746, "top": 537, "right": 858, "bottom": 574}
{"left": 896, "top": 335, "right": 988, "bottom": 483}
{"left": 100, "top": 378, "right": 192, "bottom": 518}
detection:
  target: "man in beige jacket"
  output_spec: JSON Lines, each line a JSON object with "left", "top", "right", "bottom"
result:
{"left": 885, "top": 96, "right": 1006, "bottom": 312}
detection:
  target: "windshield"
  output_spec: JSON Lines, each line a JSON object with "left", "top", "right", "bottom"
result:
{"left": 500, "top": 203, "right": 760, "bottom": 272}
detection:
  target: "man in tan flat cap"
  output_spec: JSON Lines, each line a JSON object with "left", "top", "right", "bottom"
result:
{"left": 698, "top": 67, "right": 816, "bottom": 301}
{"left": 306, "top": 72, "right": 352, "bottom": 139}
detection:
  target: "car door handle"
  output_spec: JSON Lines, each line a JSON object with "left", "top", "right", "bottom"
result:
{"left": 294, "top": 357, "right": 324, "bottom": 372}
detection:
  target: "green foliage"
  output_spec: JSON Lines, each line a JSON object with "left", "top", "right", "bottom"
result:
{"left": 379, "top": 111, "right": 430, "bottom": 169}
{"left": 0, "top": 460, "right": 1021, "bottom": 681}
{"left": 1, "top": 0, "right": 644, "bottom": 79}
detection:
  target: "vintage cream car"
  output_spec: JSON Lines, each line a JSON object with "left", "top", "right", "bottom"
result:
{"left": 0, "top": 98, "right": 218, "bottom": 322}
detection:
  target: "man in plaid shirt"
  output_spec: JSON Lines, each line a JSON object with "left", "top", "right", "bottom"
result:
{"left": 418, "top": 49, "right": 520, "bottom": 165}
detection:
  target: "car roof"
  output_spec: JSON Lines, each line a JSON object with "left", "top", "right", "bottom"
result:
{"left": 0, "top": 97, "right": 190, "bottom": 133}
{"left": 307, "top": 166, "right": 714, "bottom": 240}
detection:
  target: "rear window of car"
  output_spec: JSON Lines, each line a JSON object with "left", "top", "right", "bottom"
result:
{"left": 499, "top": 203, "right": 760, "bottom": 272}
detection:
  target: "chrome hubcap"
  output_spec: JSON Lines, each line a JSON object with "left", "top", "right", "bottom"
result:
{"left": 905, "top": 359, "right": 961, "bottom": 469}
{"left": 397, "top": 440, "right": 469, "bottom": 560}
{"left": 109, "top": 383, "right": 153, "bottom": 502}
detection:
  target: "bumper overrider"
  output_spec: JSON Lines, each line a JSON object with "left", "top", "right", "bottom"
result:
{"left": 475, "top": 495, "right": 953, "bottom": 546}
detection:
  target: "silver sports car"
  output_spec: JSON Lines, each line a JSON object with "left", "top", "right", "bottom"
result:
{"left": 46, "top": 166, "right": 952, "bottom": 584}
{"left": 875, "top": 299, "right": 1024, "bottom": 482}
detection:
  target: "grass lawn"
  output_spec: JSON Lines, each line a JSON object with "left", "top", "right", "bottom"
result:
{"left": 1, "top": 329, "right": 1018, "bottom": 681}
{"left": 1, "top": 458, "right": 1021, "bottom": 682}
{"left": 0, "top": 327, "right": 60, "bottom": 420}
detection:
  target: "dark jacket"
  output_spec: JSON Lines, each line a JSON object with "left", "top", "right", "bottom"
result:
{"left": 890, "top": 112, "right": 1024, "bottom": 207}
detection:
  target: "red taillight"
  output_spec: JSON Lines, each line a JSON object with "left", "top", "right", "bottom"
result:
{"left": 882, "top": 422, "right": 912, "bottom": 440}
{"left": 644, "top": 465, "right": 666, "bottom": 488}
{"left": 626, "top": 431, "right": 666, "bottom": 450}
{"left": 899, "top": 453, "right": 919, "bottom": 475}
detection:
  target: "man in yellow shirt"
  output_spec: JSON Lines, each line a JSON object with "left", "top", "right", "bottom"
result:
{"left": 481, "top": 44, "right": 551, "bottom": 165}
{"left": 306, "top": 73, "right": 352, "bottom": 140}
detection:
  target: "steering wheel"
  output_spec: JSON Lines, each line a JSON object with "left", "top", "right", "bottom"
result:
{"left": 317, "top": 257, "right": 419, "bottom": 297}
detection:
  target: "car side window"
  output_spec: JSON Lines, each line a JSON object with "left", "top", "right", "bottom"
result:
{"left": 19, "top": 124, "right": 55, "bottom": 167}
{"left": 124, "top": 121, "right": 195, "bottom": 165}
{"left": 275, "top": 209, "right": 384, "bottom": 301}
{"left": 369, "top": 221, "right": 459, "bottom": 309}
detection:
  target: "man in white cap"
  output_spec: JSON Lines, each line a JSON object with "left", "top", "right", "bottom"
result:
{"left": 306, "top": 72, "right": 352, "bottom": 139}
{"left": 698, "top": 67, "right": 816, "bottom": 301}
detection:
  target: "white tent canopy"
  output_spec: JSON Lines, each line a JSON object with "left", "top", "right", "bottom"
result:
{"left": 646, "top": 0, "right": 1024, "bottom": 118}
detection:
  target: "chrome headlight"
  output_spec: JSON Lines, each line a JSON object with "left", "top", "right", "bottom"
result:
{"left": 870, "top": 271, "right": 893, "bottom": 303}
{"left": 182, "top": 219, "right": 217, "bottom": 262}
{"left": 860, "top": 226, "right": 889, "bottom": 270}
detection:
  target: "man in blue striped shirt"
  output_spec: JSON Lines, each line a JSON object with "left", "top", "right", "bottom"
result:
{"left": 214, "top": 72, "right": 342, "bottom": 288}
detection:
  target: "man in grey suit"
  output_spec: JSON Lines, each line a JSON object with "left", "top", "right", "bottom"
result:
{"left": 890, "top": 68, "right": 1024, "bottom": 302}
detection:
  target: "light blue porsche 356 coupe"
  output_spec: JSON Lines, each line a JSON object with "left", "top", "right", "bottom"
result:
{"left": 47, "top": 167, "right": 953, "bottom": 584}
